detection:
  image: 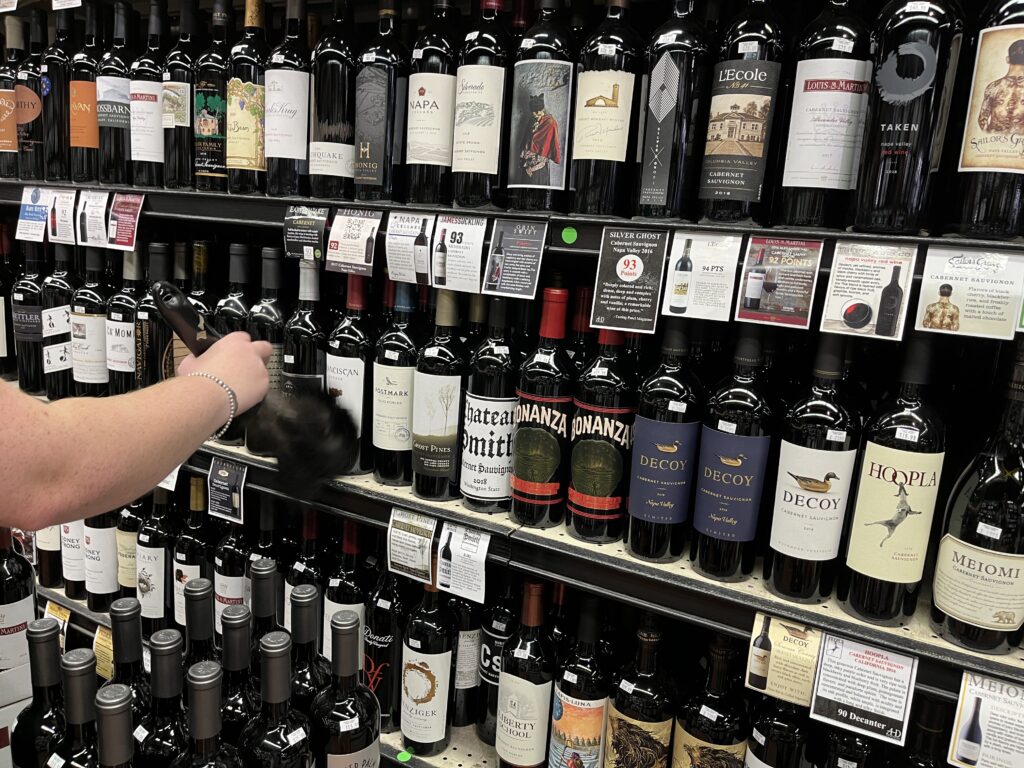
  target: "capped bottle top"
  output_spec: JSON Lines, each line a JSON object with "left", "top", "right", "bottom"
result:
{"left": 597, "top": 328, "right": 624, "bottom": 347}
{"left": 488, "top": 296, "right": 507, "bottom": 329}
{"left": 27, "top": 618, "right": 61, "bottom": 688}
{"left": 228, "top": 245, "right": 249, "bottom": 284}
{"left": 95, "top": 683, "right": 133, "bottom": 716}
{"left": 291, "top": 582, "right": 319, "bottom": 609}
{"left": 910, "top": 692, "right": 952, "bottom": 734}
{"left": 185, "top": 576, "right": 214, "bottom": 599}
{"left": 187, "top": 660, "right": 222, "bottom": 692}
{"left": 85, "top": 247, "right": 105, "bottom": 273}
{"left": 148, "top": 243, "right": 172, "bottom": 284}
{"left": 538, "top": 287, "right": 569, "bottom": 341}
{"left": 435, "top": 289, "right": 459, "bottom": 327}
{"left": 298, "top": 259, "right": 320, "bottom": 302}
{"left": 812, "top": 333, "right": 845, "bottom": 380}
{"left": 189, "top": 475, "right": 205, "bottom": 510}
{"left": 54, "top": 243, "right": 73, "bottom": 265}
{"left": 62, "top": 648, "right": 96, "bottom": 676}
{"left": 150, "top": 628, "right": 184, "bottom": 655}
{"left": 122, "top": 248, "right": 144, "bottom": 281}
{"left": 733, "top": 325, "right": 763, "bottom": 367}
{"left": 520, "top": 581, "right": 545, "bottom": 627}
{"left": 330, "top": 610, "right": 361, "bottom": 678}
{"left": 395, "top": 282, "right": 416, "bottom": 313}
{"left": 188, "top": 661, "right": 223, "bottom": 740}
{"left": 262, "top": 246, "right": 284, "bottom": 260}
{"left": 378, "top": 0, "right": 396, "bottom": 14}
{"left": 109, "top": 598, "right": 143, "bottom": 664}
{"left": 899, "top": 334, "right": 932, "bottom": 386}
{"left": 469, "top": 292, "right": 487, "bottom": 323}
{"left": 212, "top": 0, "right": 231, "bottom": 26}
{"left": 481, "top": 0, "right": 503, "bottom": 9}
{"left": 63, "top": 649, "right": 98, "bottom": 725}
{"left": 221, "top": 605, "right": 252, "bottom": 672}
{"left": 286, "top": 0, "right": 306, "bottom": 22}
{"left": 660, "top": 317, "right": 689, "bottom": 357}
{"left": 173, "top": 243, "right": 189, "bottom": 280}
{"left": 261, "top": 249, "right": 283, "bottom": 290}
{"left": 96, "top": 684, "right": 134, "bottom": 766}
{"left": 250, "top": 558, "right": 278, "bottom": 619}
{"left": 150, "top": 629, "right": 184, "bottom": 698}
{"left": 110, "top": 596, "right": 141, "bottom": 619}
{"left": 27, "top": 617, "right": 60, "bottom": 642}
{"left": 251, "top": 557, "right": 277, "bottom": 578}
{"left": 261, "top": 630, "right": 291, "bottom": 658}
{"left": 576, "top": 595, "right": 600, "bottom": 644}
{"left": 5, "top": 16, "right": 24, "bottom": 49}
{"left": 29, "top": 8, "right": 44, "bottom": 44}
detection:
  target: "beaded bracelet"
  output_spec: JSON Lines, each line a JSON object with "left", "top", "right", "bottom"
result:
{"left": 188, "top": 372, "right": 239, "bottom": 440}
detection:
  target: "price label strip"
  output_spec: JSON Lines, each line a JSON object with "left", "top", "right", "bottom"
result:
{"left": 387, "top": 507, "right": 438, "bottom": 584}
{"left": 435, "top": 522, "right": 490, "bottom": 604}
{"left": 590, "top": 226, "right": 670, "bottom": 334}
{"left": 206, "top": 456, "right": 247, "bottom": 524}
{"left": 744, "top": 613, "right": 821, "bottom": 707}
{"left": 93, "top": 625, "right": 114, "bottom": 680}
{"left": 283, "top": 205, "right": 330, "bottom": 261}
{"left": 432, "top": 214, "right": 488, "bottom": 293}
{"left": 76, "top": 190, "right": 111, "bottom": 247}
{"left": 106, "top": 193, "right": 145, "bottom": 251}
{"left": 809, "top": 633, "right": 918, "bottom": 746}
{"left": 325, "top": 208, "right": 384, "bottom": 276}
{"left": 481, "top": 219, "right": 548, "bottom": 299}
{"left": 947, "top": 671, "right": 1024, "bottom": 768}
{"left": 44, "top": 600, "right": 71, "bottom": 651}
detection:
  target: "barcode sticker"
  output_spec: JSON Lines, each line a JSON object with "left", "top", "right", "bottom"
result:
{"left": 271, "top": 53, "right": 286, "bottom": 63}
{"left": 337, "top": 717, "right": 361, "bottom": 732}
{"left": 250, "top": 552, "right": 262, "bottom": 561}
{"left": 598, "top": 43, "right": 616, "bottom": 56}
{"left": 493, "top": 620, "right": 507, "bottom": 632}
{"left": 362, "top": 52, "right": 375, "bottom": 62}
{"left": 668, "top": 401, "right": 687, "bottom": 413}
{"left": 832, "top": 38, "right": 854, "bottom": 53}
{"left": 215, "top": 557, "right": 223, "bottom": 567}
{"left": 73, "top": 306, "right": 85, "bottom": 313}
{"left": 294, "top": 561, "right": 306, "bottom": 572}
{"left": 46, "top": 756, "right": 64, "bottom": 768}
{"left": 137, "top": 311, "right": 149, "bottom": 320}
{"left": 412, "top": 49, "right": 423, "bottom": 59}
{"left": 753, "top": 729, "right": 765, "bottom": 746}
{"left": 13, "top": 293, "right": 22, "bottom": 301}
{"left": 838, "top": 759, "right": 856, "bottom": 768}
{"left": 329, "top": 578, "right": 340, "bottom": 587}
{"left": 385, "top": 349, "right": 400, "bottom": 360}
{"left": 700, "top": 704, "right": 720, "bottom": 722}
{"left": 495, "top": 346, "right": 509, "bottom": 355}
{"left": 718, "top": 420, "right": 737, "bottom": 434}
{"left": 563, "top": 671, "right": 578, "bottom": 684}
{"left": 110, "top": 312, "right": 122, "bottom": 321}
{"left": 591, "top": 366, "right": 607, "bottom": 377}
{"left": 906, "top": 1, "right": 930, "bottom": 10}
{"left": 738, "top": 41, "right": 759, "bottom": 54}
{"left": 377, "top": 598, "right": 392, "bottom": 609}
{"left": 895, "top": 426, "right": 919, "bottom": 443}
{"left": 514, "top": 647, "right": 529, "bottom": 659}
{"left": 408, "top": 638, "right": 421, "bottom": 649}
{"left": 133, "top": 725, "right": 149, "bottom": 742}
{"left": 162, "top": 72, "right": 170, "bottom": 81}
{"left": 657, "top": 32, "right": 675, "bottom": 45}
{"left": 534, "top": 352, "right": 553, "bottom": 364}
{"left": 826, "top": 428, "right": 847, "bottom": 443}
{"left": 286, "top": 728, "right": 306, "bottom": 746}
{"left": 977, "top": 521, "right": 1003, "bottom": 539}
{"left": 425, "top": 346, "right": 441, "bottom": 356}
{"left": 284, "top": 354, "right": 295, "bottom": 364}
{"left": 465, "top": 31, "right": 479, "bottom": 41}
{"left": 619, "top": 679, "right": 635, "bottom": 694}
{"left": 521, "top": 38, "right": 535, "bottom": 49}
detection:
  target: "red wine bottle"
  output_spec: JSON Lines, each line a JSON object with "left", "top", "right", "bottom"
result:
{"left": 265, "top": 0, "right": 311, "bottom": 197}
{"left": 289, "top": 584, "right": 330, "bottom": 717}
{"left": 106, "top": 249, "right": 143, "bottom": 396}
{"left": 41, "top": 244, "right": 81, "bottom": 402}
{"left": 47, "top": 650, "right": 99, "bottom": 768}
{"left": 162, "top": 0, "right": 199, "bottom": 190}
{"left": 136, "top": 243, "right": 175, "bottom": 389}
{"left": 477, "top": 571, "right": 518, "bottom": 745}
{"left": 0, "top": 526, "right": 35, "bottom": 676}
{"left": 183, "top": 578, "right": 219, "bottom": 671}
{"left": 215, "top": 245, "right": 252, "bottom": 335}
{"left": 72, "top": 247, "right": 112, "bottom": 398}
{"left": 115, "top": 497, "right": 145, "bottom": 600}
{"left": 85, "top": 510, "right": 120, "bottom": 613}
{"left": 177, "top": 661, "right": 242, "bottom": 768}
{"left": 61, "top": 519, "right": 88, "bottom": 600}
{"left": 245, "top": 248, "right": 287, "bottom": 456}
{"left": 97, "top": 688, "right": 138, "bottom": 768}
{"left": 220, "top": 605, "right": 258, "bottom": 745}
{"left": 327, "top": 274, "right": 374, "bottom": 474}
{"left": 448, "top": 596, "right": 481, "bottom": 728}
{"left": 745, "top": 698, "right": 812, "bottom": 768}
{"left": 97, "top": 0, "right": 133, "bottom": 185}
{"left": 227, "top": 0, "right": 270, "bottom": 194}
{"left": 373, "top": 281, "right": 420, "bottom": 485}
{"left": 365, "top": 569, "right": 406, "bottom": 733}
{"left": 137, "top": 488, "right": 177, "bottom": 638}
{"left": 284, "top": 510, "right": 323, "bottom": 632}
{"left": 282, "top": 260, "right": 326, "bottom": 397}
{"left": 11, "top": 618, "right": 63, "bottom": 768}
{"left": 108, "top": 597, "right": 150, "bottom": 722}
{"left": 35, "top": 525, "right": 63, "bottom": 589}
{"left": 309, "top": 0, "right": 356, "bottom": 199}
{"left": 322, "top": 519, "right": 365, "bottom": 666}
{"left": 42, "top": 10, "right": 75, "bottom": 182}
{"left": 17, "top": 11, "right": 46, "bottom": 181}
{"left": 70, "top": 1, "right": 102, "bottom": 183}
{"left": 173, "top": 478, "right": 213, "bottom": 632}
{"left": 12, "top": 244, "right": 47, "bottom": 395}
{"left": 214, "top": 523, "right": 250, "bottom": 639}
{"left": 193, "top": 0, "right": 231, "bottom": 192}
{"left": 136, "top": 629, "right": 189, "bottom": 767}
{"left": 565, "top": 285, "right": 593, "bottom": 375}
{"left": 249, "top": 558, "right": 283, "bottom": 692}
{"left": 0, "top": 18, "right": 25, "bottom": 180}
{"left": 130, "top": 0, "right": 167, "bottom": 188}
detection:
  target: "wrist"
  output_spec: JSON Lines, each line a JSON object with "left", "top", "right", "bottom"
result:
{"left": 187, "top": 372, "right": 238, "bottom": 438}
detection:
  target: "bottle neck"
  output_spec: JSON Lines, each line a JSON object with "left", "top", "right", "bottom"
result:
{"left": 193, "top": 734, "right": 222, "bottom": 761}
{"left": 332, "top": 670, "right": 359, "bottom": 693}
{"left": 114, "top": 658, "right": 144, "bottom": 684}
{"left": 605, "top": 3, "right": 626, "bottom": 22}
{"left": 898, "top": 381, "right": 923, "bottom": 401}
{"left": 635, "top": 639, "right": 658, "bottom": 673}
{"left": 705, "top": 651, "right": 733, "bottom": 695}
{"left": 292, "top": 636, "right": 317, "bottom": 663}
{"left": 261, "top": 698, "right": 290, "bottom": 722}
{"left": 32, "top": 682, "right": 61, "bottom": 709}
{"left": 153, "top": 692, "right": 182, "bottom": 715}
{"left": 673, "top": 0, "right": 694, "bottom": 17}
{"left": 244, "top": 0, "right": 265, "bottom": 32}
{"left": 64, "top": 721, "right": 97, "bottom": 748}
{"left": 378, "top": 13, "right": 397, "bottom": 34}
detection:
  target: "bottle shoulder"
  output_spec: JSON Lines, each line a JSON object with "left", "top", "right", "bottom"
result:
{"left": 647, "top": 16, "right": 711, "bottom": 59}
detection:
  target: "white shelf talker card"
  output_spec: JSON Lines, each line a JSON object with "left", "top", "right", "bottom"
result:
{"left": 385, "top": 212, "right": 437, "bottom": 286}
{"left": 386, "top": 507, "right": 438, "bottom": 584}
{"left": 435, "top": 522, "right": 490, "bottom": 604}
{"left": 948, "top": 671, "right": 1024, "bottom": 768}
{"left": 432, "top": 215, "right": 488, "bottom": 293}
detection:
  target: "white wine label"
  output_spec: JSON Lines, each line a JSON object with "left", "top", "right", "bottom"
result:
{"left": 173, "top": 562, "right": 202, "bottom": 626}
{"left": 161, "top": 81, "right": 191, "bottom": 129}
{"left": 933, "top": 534, "right": 1024, "bottom": 631}
{"left": 452, "top": 65, "right": 505, "bottom": 175}
{"left": 129, "top": 80, "right": 164, "bottom": 163}
{"left": 83, "top": 524, "right": 118, "bottom": 595}
{"left": 214, "top": 572, "right": 247, "bottom": 635}
{"left": 782, "top": 57, "right": 871, "bottom": 191}
{"left": 459, "top": 393, "right": 516, "bottom": 501}
{"left": 549, "top": 687, "right": 607, "bottom": 768}
{"left": 748, "top": 647, "right": 770, "bottom": 678}
{"left": 323, "top": 599, "right": 364, "bottom": 667}
{"left": 71, "top": 312, "right": 108, "bottom": 384}
{"left": 326, "top": 355, "right": 365, "bottom": 438}
{"left": 412, "top": 371, "right": 463, "bottom": 479}
{"left": 105, "top": 319, "right": 135, "bottom": 372}
{"left": 265, "top": 69, "right": 311, "bottom": 161}
{"left": 43, "top": 341, "right": 72, "bottom": 374}
{"left": 845, "top": 442, "right": 944, "bottom": 583}
{"left": 309, "top": 141, "right": 355, "bottom": 178}
{"left": 496, "top": 672, "right": 553, "bottom": 765}
{"left": 673, "top": 721, "right": 746, "bottom": 767}
{"left": 41, "top": 305, "right": 70, "bottom": 338}
{"left": 770, "top": 441, "right": 857, "bottom": 561}
{"left": 116, "top": 528, "right": 136, "bottom": 588}
{"left": 36, "top": 525, "right": 60, "bottom": 552}
{"left": 407, "top": 72, "right": 456, "bottom": 167}
{"left": 327, "top": 739, "right": 380, "bottom": 768}
{"left": 400, "top": 646, "right": 452, "bottom": 743}
{"left": 0, "top": 595, "right": 34, "bottom": 669}
{"left": 61, "top": 520, "right": 85, "bottom": 581}
{"left": 573, "top": 69, "right": 636, "bottom": 163}
{"left": 455, "top": 628, "right": 481, "bottom": 689}
{"left": 136, "top": 545, "right": 166, "bottom": 619}
{"left": 745, "top": 750, "right": 770, "bottom": 768}
{"left": 604, "top": 706, "right": 670, "bottom": 768}
{"left": 372, "top": 363, "right": 414, "bottom": 451}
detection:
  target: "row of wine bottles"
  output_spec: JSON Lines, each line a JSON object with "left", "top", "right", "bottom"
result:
{"left": 4, "top": 0, "right": 1023, "bottom": 235}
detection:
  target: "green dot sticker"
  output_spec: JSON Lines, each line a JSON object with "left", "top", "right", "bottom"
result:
{"left": 561, "top": 226, "right": 578, "bottom": 245}
{"left": 397, "top": 752, "right": 412, "bottom": 762}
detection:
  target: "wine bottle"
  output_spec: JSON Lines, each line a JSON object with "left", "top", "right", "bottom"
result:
{"left": 96, "top": 684, "right": 134, "bottom": 768}
{"left": 823, "top": 729, "right": 873, "bottom": 768}
{"left": 265, "top": 0, "right": 311, "bottom": 197}
{"left": 173, "top": 478, "right": 212, "bottom": 631}
{"left": 405, "top": 0, "right": 458, "bottom": 205}
{"left": 0, "top": 529, "right": 36, "bottom": 681}
{"left": 401, "top": 567, "right": 456, "bottom": 756}
{"left": 70, "top": 1, "right": 102, "bottom": 183}
{"left": 288, "top": 584, "right": 330, "bottom": 718}
{"left": 108, "top": 598, "right": 150, "bottom": 723}
{"left": 47, "top": 649, "right": 98, "bottom": 768}
{"left": 136, "top": 243, "right": 174, "bottom": 389}
{"left": 413, "top": 289, "right": 469, "bottom": 500}
{"left": 17, "top": 11, "right": 46, "bottom": 181}
{"left": 42, "top": 10, "right": 75, "bottom": 182}
{"left": 931, "top": 338, "right": 1024, "bottom": 653}
{"left": 365, "top": 568, "right": 406, "bottom": 733}
{"left": 566, "top": 286, "right": 594, "bottom": 382}
{"left": 779, "top": 0, "right": 871, "bottom": 228}
{"left": 97, "top": 0, "right": 133, "bottom": 185}
{"left": 462, "top": 293, "right": 487, "bottom": 351}
{"left": 852, "top": 0, "right": 963, "bottom": 234}
{"left": 227, "top": 0, "right": 269, "bottom": 194}
{"left": 282, "top": 259, "right": 326, "bottom": 396}
{"left": 245, "top": 247, "right": 287, "bottom": 456}
{"left": 106, "top": 249, "right": 142, "bottom": 396}
{"left": 765, "top": 334, "right": 860, "bottom": 602}
{"left": 136, "top": 488, "right": 177, "bottom": 638}
{"left": 35, "top": 525, "right": 63, "bottom": 589}
{"left": 627, "top": 319, "right": 702, "bottom": 562}
{"left": 284, "top": 510, "right": 323, "bottom": 631}
{"left": 838, "top": 335, "right": 945, "bottom": 624}
{"left": 213, "top": 523, "right": 249, "bottom": 638}
{"left": 130, "top": 0, "right": 167, "bottom": 188}
{"left": 569, "top": 329, "right": 637, "bottom": 543}
{"left": 507, "top": 0, "right": 574, "bottom": 212}
{"left": 322, "top": 519, "right": 365, "bottom": 664}
{"left": 373, "top": 282, "right": 420, "bottom": 486}
{"left": 136, "top": 629, "right": 188, "bottom": 768}
{"left": 889, "top": 695, "right": 951, "bottom": 768}
{"left": 636, "top": 0, "right": 710, "bottom": 219}
{"left": 544, "top": 583, "right": 571, "bottom": 667}
{"left": 674, "top": 635, "right": 748, "bottom": 767}
{"left": 327, "top": 274, "right": 374, "bottom": 474}
{"left": 312, "top": 611, "right": 382, "bottom": 768}
{"left": 215, "top": 245, "right": 252, "bottom": 335}
{"left": 193, "top": 0, "right": 231, "bottom": 192}
{"left": 477, "top": 571, "right": 518, "bottom": 745}
{"left": 84, "top": 510, "right": 120, "bottom": 613}
{"left": 570, "top": 0, "right": 644, "bottom": 216}
{"left": 698, "top": 0, "right": 786, "bottom": 224}
{"left": 220, "top": 605, "right": 258, "bottom": 744}
{"left": 12, "top": 244, "right": 47, "bottom": 395}
{"left": 115, "top": 497, "right": 145, "bottom": 600}
{"left": 250, "top": 558, "right": 283, "bottom": 693}
{"left": 41, "top": 244, "right": 80, "bottom": 402}
{"left": 71, "top": 247, "right": 112, "bottom": 398}
{"left": 183, "top": 578, "right": 219, "bottom": 670}
{"left": 745, "top": 699, "right": 812, "bottom": 768}
{"left": 308, "top": 0, "right": 356, "bottom": 199}
{"left": 496, "top": 582, "right": 555, "bottom": 768}
{"left": 240, "top": 632, "right": 314, "bottom": 766}
{"left": 691, "top": 326, "right": 773, "bottom": 581}
{"left": 510, "top": 287, "right": 574, "bottom": 528}
{"left": 0, "top": 17, "right": 24, "bottom": 180}
{"left": 447, "top": 596, "right": 481, "bottom": 728}
{"left": 170, "top": 662, "right": 243, "bottom": 768}
{"left": 354, "top": 0, "right": 409, "bottom": 202}
{"left": 461, "top": 297, "right": 518, "bottom": 512}
{"left": 11, "top": 618, "right": 64, "bottom": 768}
{"left": 452, "top": 0, "right": 512, "bottom": 207}
{"left": 62, "top": 519, "right": 88, "bottom": 601}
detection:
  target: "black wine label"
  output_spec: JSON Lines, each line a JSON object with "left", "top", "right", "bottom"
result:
{"left": 194, "top": 76, "right": 227, "bottom": 179}
{"left": 698, "top": 59, "right": 781, "bottom": 203}
{"left": 12, "top": 303, "right": 42, "bottom": 342}
{"left": 568, "top": 400, "right": 635, "bottom": 521}
{"left": 353, "top": 67, "right": 405, "bottom": 187}
{"left": 478, "top": 622, "right": 511, "bottom": 687}
{"left": 364, "top": 620, "right": 397, "bottom": 695}
{"left": 639, "top": 51, "right": 683, "bottom": 207}
{"left": 511, "top": 390, "right": 573, "bottom": 506}
{"left": 629, "top": 416, "right": 699, "bottom": 525}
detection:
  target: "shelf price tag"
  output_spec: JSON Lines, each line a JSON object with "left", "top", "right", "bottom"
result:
{"left": 48, "top": 189, "right": 78, "bottom": 244}
{"left": 735, "top": 237, "right": 825, "bottom": 329}
{"left": 325, "top": 208, "right": 384, "bottom": 276}
{"left": 106, "top": 193, "right": 145, "bottom": 251}
{"left": 809, "top": 632, "right": 918, "bottom": 746}
{"left": 436, "top": 522, "right": 490, "bottom": 604}
{"left": 76, "top": 190, "right": 110, "bottom": 247}
{"left": 481, "top": 219, "right": 548, "bottom": 299}
{"left": 206, "top": 456, "right": 247, "bottom": 524}
{"left": 591, "top": 226, "right": 670, "bottom": 334}
{"left": 16, "top": 186, "right": 56, "bottom": 242}
{"left": 44, "top": 601, "right": 71, "bottom": 651}
{"left": 385, "top": 212, "right": 437, "bottom": 285}
{"left": 93, "top": 625, "right": 114, "bottom": 680}
{"left": 157, "top": 463, "right": 182, "bottom": 492}
{"left": 387, "top": 507, "right": 437, "bottom": 584}
{"left": 432, "top": 214, "right": 488, "bottom": 293}
{"left": 283, "top": 205, "right": 330, "bottom": 261}
{"left": 948, "top": 671, "right": 1024, "bottom": 768}
{"left": 660, "top": 232, "right": 743, "bottom": 322}
{"left": 744, "top": 612, "right": 821, "bottom": 707}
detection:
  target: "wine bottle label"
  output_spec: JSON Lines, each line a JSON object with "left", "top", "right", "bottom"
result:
{"left": 163, "top": 82, "right": 192, "bottom": 131}
{"left": 769, "top": 440, "right": 857, "bottom": 561}
{"left": 69, "top": 80, "right": 99, "bottom": 149}
{"left": 693, "top": 426, "right": 771, "bottom": 542}
{"left": 460, "top": 392, "right": 516, "bottom": 501}
{"left": 129, "top": 80, "right": 164, "bottom": 163}
{"left": 323, "top": 599, "right": 365, "bottom": 666}
{"left": 0, "top": 595, "right": 34, "bottom": 670}
{"left": 957, "top": 740, "right": 982, "bottom": 762}
{"left": 326, "top": 354, "right": 365, "bottom": 438}
{"left": 452, "top": 64, "right": 505, "bottom": 175}
{"left": 549, "top": 686, "right": 607, "bottom": 768}
{"left": 412, "top": 371, "right": 463, "bottom": 479}
{"left": 96, "top": 76, "right": 131, "bottom": 130}
{"left": 194, "top": 76, "right": 227, "bottom": 179}
{"left": 959, "top": 25, "right": 1024, "bottom": 174}
{"left": 71, "top": 311, "right": 108, "bottom": 384}
{"left": 116, "top": 528, "right": 137, "bottom": 588}
{"left": 136, "top": 545, "right": 167, "bottom": 619}
{"left": 511, "top": 390, "right": 573, "bottom": 506}
{"left": 932, "top": 534, "right": 1024, "bottom": 631}
{"left": 629, "top": 416, "right": 700, "bottom": 525}
{"left": 669, "top": 270, "right": 691, "bottom": 311}
{"left": 354, "top": 67, "right": 401, "bottom": 186}
{"left": 364, "top": 617, "right": 398, "bottom": 696}
{"left": 507, "top": 59, "right": 573, "bottom": 191}
{"left": 372, "top": 363, "right": 415, "bottom": 451}
{"left": 568, "top": 400, "right": 635, "bottom": 521}
{"left": 172, "top": 562, "right": 202, "bottom": 626}
{"left": 42, "top": 305, "right": 70, "bottom": 339}
{"left": 496, "top": 672, "right": 553, "bottom": 764}
{"left": 698, "top": 59, "right": 781, "bottom": 203}
{"left": 748, "top": 646, "right": 770, "bottom": 678}
{"left": 455, "top": 628, "right": 481, "bottom": 689}
{"left": 400, "top": 645, "right": 452, "bottom": 743}
{"left": 603, "top": 706, "right": 671, "bottom": 768}
{"left": 309, "top": 141, "right": 355, "bottom": 178}
{"left": 84, "top": 524, "right": 118, "bottom": 595}
{"left": 43, "top": 341, "right": 72, "bottom": 374}
{"left": 572, "top": 69, "right": 635, "bottom": 163}
{"left": 744, "top": 750, "right": 771, "bottom": 768}
{"left": 61, "top": 520, "right": 85, "bottom": 580}
{"left": 105, "top": 319, "right": 135, "bottom": 373}
{"left": 672, "top": 722, "right": 747, "bottom": 767}
{"left": 16, "top": 83, "right": 42, "bottom": 146}
{"left": 36, "top": 525, "right": 60, "bottom": 552}
{"left": 214, "top": 572, "right": 248, "bottom": 635}
{"left": 638, "top": 51, "right": 682, "bottom": 207}
{"left": 0, "top": 88, "right": 16, "bottom": 152}
{"left": 327, "top": 739, "right": 380, "bottom": 768}
{"left": 407, "top": 72, "right": 456, "bottom": 168}
{"left": 12, "top": 304, "right": 42, "bottom": 342}
{"left": 781, "top": 58, "right": 871, "bottom": 191}
{"left": 845, "top": 442, "right": 944, "bottom": 584}
{"left": 265, "top": 69, "right": 311, "bottom": 161}
{"left": 226, "top": 78, "right": 266, "bottom": 171}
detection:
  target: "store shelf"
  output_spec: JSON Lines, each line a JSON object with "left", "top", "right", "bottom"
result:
{"left": 381, "top": 726, "right": 495, "bottom": 768}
